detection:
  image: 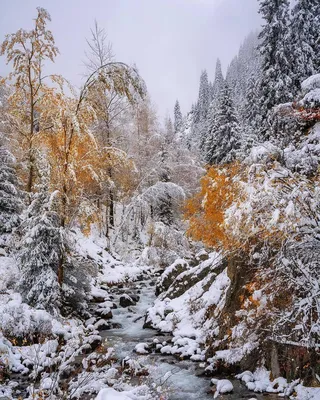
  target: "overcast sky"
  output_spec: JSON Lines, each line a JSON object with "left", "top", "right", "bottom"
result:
{"left": 0, "top": 0, "right": 262, "bottom": 119}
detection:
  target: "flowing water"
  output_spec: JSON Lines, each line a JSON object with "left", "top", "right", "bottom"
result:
{"left": 99, "top": 279, "right": 281, "bottom": 400}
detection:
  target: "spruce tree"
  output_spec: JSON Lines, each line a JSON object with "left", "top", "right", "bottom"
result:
{"left": 242, "top": 72, "right": 262, "bottom": 149}
{"left": 173, "top": 100, "right": 183, "bottom": 134}
{"left": 17, "top": 192, "right": 63, "bottom": 314}
{"left": 258, "top": 0, "right": 292, "bottom": 140}
{"left": 195, "top": 70, "right": 210, "bottom": 123}
{"left": 17, "top": 191, "right": 96, "bottom": 316}
{"left": 193, "top": 70, "right": 210, "bottom": 156}
{"left": 313, "top": 3, "right": 320, "bottom": 72}
{"left": 205, "top": 82, "right": 240, "bottom": 165}
{"left": 212, "top": 59, "right": 225, "bottom": 102}
{"left": 243, "top": 73, "right": 261, "bottom": 135}
{"left": 289, "top": 0, "right": 318, "bottom": 95}
{"left": 0, "top": 144, "right": 22, "bottom": 237}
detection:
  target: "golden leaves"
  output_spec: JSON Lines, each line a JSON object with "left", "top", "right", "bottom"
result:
{"left": 184, "top": 162, "right": 241, "bottom": 250}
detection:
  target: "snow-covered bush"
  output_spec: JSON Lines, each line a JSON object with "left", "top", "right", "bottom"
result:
{"left": 0, "top": 293, "right": 52, "bottom": 339}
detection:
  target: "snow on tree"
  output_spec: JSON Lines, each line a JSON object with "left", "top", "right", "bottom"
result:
{"left": 17, "top": 192, "right": 63, "bottom": 314}
{"left": 0, "top": 143, "right": 22, "bottom": 238}
{"left": 241, "top": 72, "right": 262, "bottom": 156}
{"left": 212, "top": 59, "right": 225, "bottom": 102}
{"left": 258, "top": 0, "right": 293, "bottom": 140}
{"left": 196, "top": 70, "right": 210, "bottom": 122}
{"left": 193, "top": 70, "right": 210, "bottom": 155}
{"left": 0, "top": 7, "right": 59, "bottom": 193}
{"left": 226, "top": 31, "right": 261, "bottom": 128}
{"left": 173, "top": 100, "right": 183, "bottom": 134}
{"left": 205, "top": 82, "right": 240, "bottom": 165}
{"left": 142, "top": 181, "right": 185, "bottom": 226}
{"left": 17, "top": 191, "right": 97, "bottom": 315}
{"left": 289, "top": 0, "right": 319, "bottom": 96}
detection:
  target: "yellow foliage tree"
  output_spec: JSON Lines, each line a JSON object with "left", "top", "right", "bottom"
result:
{"left": 184, "top": 162, "right": 241, "bottom": 250}
{"left": 0, "top": 7, "right": 58, "bottom": 193}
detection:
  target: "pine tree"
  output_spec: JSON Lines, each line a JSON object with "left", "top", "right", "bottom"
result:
{"left": 196, "top": 70, "right": 210, "bottom": 123}
{"left": 205, "top": 82, "right": 240, "bottom": 165}
{"left": 226, "top": 31, "right": 261, "bottom": 124}
{"left": 0, "top": 144, "right": 22, "bottom": 237}
{"left": 258, "top": 0, "right": 292, "bottom": 140}
{"left": 17, "top": 191, "right": 96, "bottom": 315}
{"left": 212, "top": 59, "right": 225, "bottom": 102}
{"left": 243, "top": 73, "right": 261, "bottom": 130}
{"left": 173, "top": 100, "right": 183, "bottom": 134}
{"left": 17, "top": 192, "right": 62, "bottom": 314}
{"left": 192, "top": 70, "right": 210, "bottom": 156}
{"left": 164, "top": 115, "right": 174, "bottom": 144}
{"left": 313, "top": 3, "right": 320, "bottom": 72}
{"left": 289, "top": 0, "right": 318, "bottom": 95}
{"left": 242, "top": 72, "right": 261, "bottom": 149}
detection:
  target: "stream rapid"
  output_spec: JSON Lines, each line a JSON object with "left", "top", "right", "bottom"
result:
{"left": 99, "top": 278, "right": 280, "bottom": 400}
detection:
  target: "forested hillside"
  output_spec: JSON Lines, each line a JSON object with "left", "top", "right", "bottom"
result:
{"left": 0, "top": 1, "right": 319, "bottom": 399}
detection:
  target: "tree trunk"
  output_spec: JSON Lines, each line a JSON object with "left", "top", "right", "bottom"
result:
{"left": 57, "top": 256, "right": 64, "bottom": 287}
{"left": 109, "top": 190, "right": 114, "bottom": 227}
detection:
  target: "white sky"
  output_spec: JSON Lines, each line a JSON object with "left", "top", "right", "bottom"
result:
{"left": 0, "top": 0, "right": 262, "bottom": 119}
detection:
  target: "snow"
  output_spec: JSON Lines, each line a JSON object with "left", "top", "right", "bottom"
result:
{"left": 95, "top": 388, "right": 132, "bottom": 400}
{"left": 301, "top": 88, "right": 320, "bottom": 106}
{"left": 211, "top": 379, "right": 233, "bottom": 398}
{"left": 134, "top": 342, "right": 150, "bottom": 354}
{"left": 145, "top": 252, "right": 228, "bottom": 360}
{"left": 95, "top": 385, "right": 152, "bottom": 400}
{"left": 301, "top": 73, "right": 320, "bottom": 91}
{"left": 73, "top": 228, "right": 153, "bottom": 291}
{"left": 0, "top": 256, "right": 18, "bottom": 291}
{"left": 236, "top": 367, "right": 320, "bottom": 398}
{"left": 245, "top": 142, "right": 280, "bottom": 164}
{"left": 41, "top": 377, "right": 53, "bottom": 390}
{"left": 293, "top": 384, "right": 320, "bottom": 400}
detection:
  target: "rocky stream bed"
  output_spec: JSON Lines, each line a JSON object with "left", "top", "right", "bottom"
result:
{"left": 93, "top": 277, "right": 281, "bottom": 400}
{"left": 3, "top": 275, "right": 285, "bottom": 400}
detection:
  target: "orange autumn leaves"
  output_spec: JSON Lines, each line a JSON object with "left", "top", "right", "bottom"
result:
{"left": 184, "top": 162, "right": 241, "bottom": 250}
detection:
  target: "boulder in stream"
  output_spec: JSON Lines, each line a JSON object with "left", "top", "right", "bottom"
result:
{"left": 119, "top": 294, "right": 136, "bottom": 307}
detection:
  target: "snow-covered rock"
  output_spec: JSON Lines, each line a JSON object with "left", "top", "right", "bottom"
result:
{"left": 95, "top": 388, "right": 132, "bottom": 400}
{"left": 211, "top": 379, "right": 234, "bottom": 398}
{"left": 134, "top": 342, "right": 150, "bottom": 355}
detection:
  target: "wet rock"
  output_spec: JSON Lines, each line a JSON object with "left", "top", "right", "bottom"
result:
{"left": 95, "top": 308, "right": 113, "bottom": 319}
{"left": 82, "top": 337, "right": 102, "bottom": 354}
{"left": 130, "top": 294, "right": 140, "bottom": 302}
{"left": 120, "top": 294, "right": 136, "bottom": 307}
{"left": 196, "top": 249, "right": 209, "bottom": 262}
{"left": 91, "top": 295, "right": 107, "bottom": 303}
{"left": 111, "top": 323, "right": 123, "bottom": 329}
{"left": 94, "top": 319, "right": 110, "bottom": 331}
{"left": 0, "top": 361, "right": 9, "bottom": 383}
{"left": 155, "top": 259, "right": 189, "bottom": 296}
{"left": 143, "top": 316, "right": 153, "bottom": 329}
